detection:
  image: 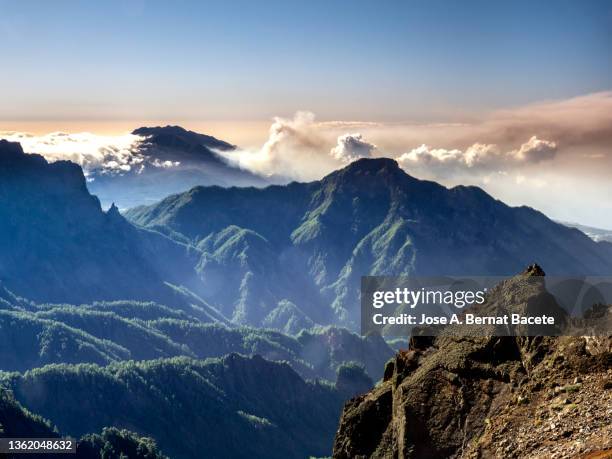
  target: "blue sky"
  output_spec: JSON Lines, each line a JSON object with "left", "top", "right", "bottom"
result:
{"left": 1, "top": 0, "right": 611, "bottom": 122}
{"left": 1, "top": 1, "right": 611, "bottom": 228}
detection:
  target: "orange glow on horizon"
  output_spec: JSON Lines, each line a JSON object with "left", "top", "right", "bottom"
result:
{"left": 0, "top": 119, "right": 271, "bottom": 148}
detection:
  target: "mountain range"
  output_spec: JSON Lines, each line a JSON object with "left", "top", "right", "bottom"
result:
{"left": 0, "top": 281, "right": 393, "bottom": 381}
{"left": 127, "top": 156, "right": 612, "bottom": 329}
{"left": 0, "top": 138, "right": 223, "bottom": 315}
{"left": 1, "top": 133, "right": 611, "bottom": 458}
{"left": 3, "top": 137, "right": 612, "bottom": 331}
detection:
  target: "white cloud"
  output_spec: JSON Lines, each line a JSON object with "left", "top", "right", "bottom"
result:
{"left": 330, "top": 133, "right": 376, "bottom": 163}
{"left": 0, "top": 131, "right": 145, "bottom": 174}
{"left": 220, "top": 111, "right": 349, "bottom": 181}
{"left": 151, "top": 158, "right": 181, "bottom": 168}
{"left": 464, "top": 143, "right": 502, "bottom": 166}
{"left": 511, "top": 135, "right": 557, "bottom": 163}
{"left": 396, "top": 136, "right": 557, "bottom": 177}
{"left": 399, "top": 144, "right": 464, "bottom": 165}
{"left": 220, "top": 113, "right": 379, "bottom": 180}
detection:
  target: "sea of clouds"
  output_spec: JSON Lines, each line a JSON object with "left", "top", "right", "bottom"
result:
{"left": 0, "top": 131, "right": 183, "bottom": 177}
{"left": 1, "top": 91, "right": 611, "bottom": 226}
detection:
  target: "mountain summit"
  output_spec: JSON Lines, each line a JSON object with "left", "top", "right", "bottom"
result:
{"left": 3, "top": 142, "right": 611, "bottom": 329}
{"left": 132, "top": 125, "right": 236, "bottom": 152}
{"left": 0, "top": 139, "right": 27, "bottom": 157}
{"left": 87, "top": 125, "right": 266, "bottom": 208}
{"left": 126, "top": 157, "right": 612, "bottom": 329}
{"left": 339, "top": 157, "right": 401, "bottom": 173}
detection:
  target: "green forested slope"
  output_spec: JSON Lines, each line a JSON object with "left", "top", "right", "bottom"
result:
{"left": 0, "top": 388, "right": 167, "bottom": 458}
{"left": 0, "top": 286, "right": 393, "bottom": 381}
{"left": 1, "top": 355, "right": 350, "bottom": 459}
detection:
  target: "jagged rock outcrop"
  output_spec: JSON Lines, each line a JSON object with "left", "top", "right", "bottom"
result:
{"left": 333, "top": 267, "right": 612, "bottom": 458}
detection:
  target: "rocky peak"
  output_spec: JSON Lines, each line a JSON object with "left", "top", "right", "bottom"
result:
{"left": 132, "top": 125, "right": 236, "bottom": 151}
{"left": 314, "top": 158, "right": 413, "bottom": 208}
{"left": 344, "top": 157, "right": 401, "bottom": 173}
{"left": 0, "top": 141, "right": 92, "bottom": 199}
{"left": 333, "top": 267, "right": 612, "bottom": 458}
{"left": 107, "top": 202, "right": 120, "bottom": 214}
{"left": 328, "top": 157, "right": 412, "bottom": 186}
{"left": 106, "top": 202, "right": 126, "bottom": 224}
{"left": 523, "top": 263, "right": 546, "bottom": 277}
{"left": 0, "top": 139, "right": 25, "bottom": 158}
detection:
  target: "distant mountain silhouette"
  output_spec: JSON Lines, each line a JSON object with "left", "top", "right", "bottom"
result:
{"left": 127, "top": 157, "right": 612, "bottom": 329}
{"left": 559, "top": 220, "right": 612, "bottom": 242}
{"left": 87, "top": 125, "right": 267, "bottom": 208}
{"left": 133, "top": 125, "right": 236, "bottom": 155}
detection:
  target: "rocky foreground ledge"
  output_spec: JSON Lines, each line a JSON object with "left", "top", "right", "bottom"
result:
{"left": 333, "top": 267, "right": 611, "bottom": 458}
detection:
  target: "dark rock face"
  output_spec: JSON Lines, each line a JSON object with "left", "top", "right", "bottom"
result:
{"left": 0, "top": 140, "right": 197, "bottom": 305}
{"left": 0, "top": 139, "right": 28, "bottom": 157}
{"left": 333, "top": 270, "right": 612, "bottom": 458}
{"left": 523, "top": 263, "right": 546, "bottom": 276}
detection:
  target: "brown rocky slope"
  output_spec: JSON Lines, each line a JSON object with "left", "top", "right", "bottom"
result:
{"left": 333, "top": 267, "right": 611, "bottom": 458}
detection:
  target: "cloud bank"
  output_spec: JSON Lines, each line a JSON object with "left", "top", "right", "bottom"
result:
{"left": 222, "top": 92, "right": 610, "bottom": 184}
{"left": 397, "top": 136, "right": 558, "bottom": 177}
{"left": 5, "top": 92, "right": 608, "bottom": 184}
{"left": 219, "top": 91, "right": 610, "bottom": 227}
{"left": 1, "top": 91, "right": 610, "bottom": 226}
{"left": 0, "top": 131, "right": 147, "bottom": 175}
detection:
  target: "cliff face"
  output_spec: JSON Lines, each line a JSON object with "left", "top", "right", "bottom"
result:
{"left": 333, "top": 269, "right": 612, "bottom": 458}
{"left": 0, "top": 140, "right": 199, "bottom": 306}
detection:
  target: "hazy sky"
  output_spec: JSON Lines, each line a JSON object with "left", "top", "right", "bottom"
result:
{"left": 1, "top": 0, "right": 611, "bottom": 124}
{"left": 1, "top": 0, "right": 611, "bottom": 227}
